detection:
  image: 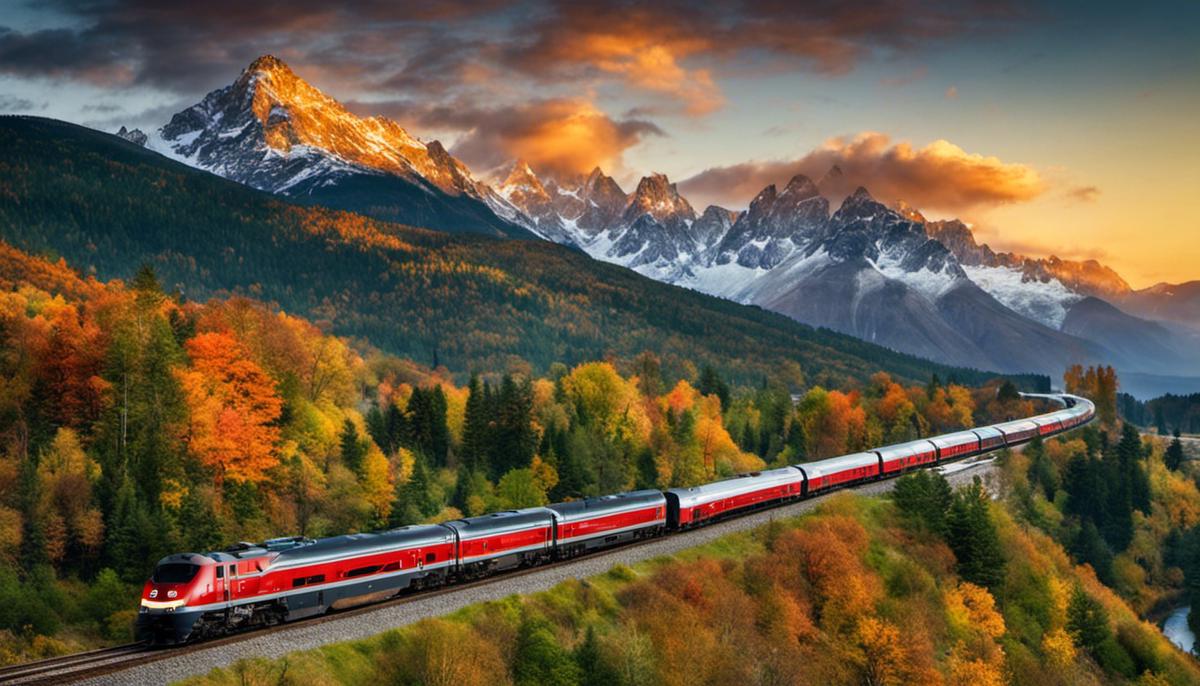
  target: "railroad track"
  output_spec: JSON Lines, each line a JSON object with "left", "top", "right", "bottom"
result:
{"left": 0, "top": 644, "right": 148, "bottom": 684}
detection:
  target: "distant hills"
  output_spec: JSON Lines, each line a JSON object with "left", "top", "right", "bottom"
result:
{"left": 109, "top": 56, "right": 1197, "bottom": 392}
{"left": 0, "top": 116, "right": 1028, "bottom": 390}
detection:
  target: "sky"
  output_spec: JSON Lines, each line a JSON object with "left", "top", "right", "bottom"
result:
{"left": 0, "top": 1, "right": 1197, "bottom": 288}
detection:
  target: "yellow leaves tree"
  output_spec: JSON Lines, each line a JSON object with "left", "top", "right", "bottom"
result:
{"left": 177, "top": 331, "right": 283, "bottom": 483}
{"left": 360, "top": 444, "right": 393, "bottom": 525}
{"left": 1041, "top": 627, "right": 1077, "bottom": 668}
{"left": 36, "top": 427, "right": 104, "bottom": 565}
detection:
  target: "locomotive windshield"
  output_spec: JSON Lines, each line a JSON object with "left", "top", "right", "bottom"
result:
{"left": 152, "top": 563, "right": 199, "bottom": 584}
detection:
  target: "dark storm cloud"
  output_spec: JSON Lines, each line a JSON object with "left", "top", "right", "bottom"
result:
{"left": 2, "top": 0, "right": 1024, "bottom": 102}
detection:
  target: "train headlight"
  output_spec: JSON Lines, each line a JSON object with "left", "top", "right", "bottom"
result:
{"left": 140, "top": 598, "right": 187, "bottom": 611}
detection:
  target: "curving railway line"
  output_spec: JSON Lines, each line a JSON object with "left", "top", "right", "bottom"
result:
{"left": 0, "top": 393, "right": 1093, "bottom": 684}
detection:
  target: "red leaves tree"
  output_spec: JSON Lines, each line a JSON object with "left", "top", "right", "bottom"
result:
{"left": 177, "top": 331, "right": 283, "bottom": 483}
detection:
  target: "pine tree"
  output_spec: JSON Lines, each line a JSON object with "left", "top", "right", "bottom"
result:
{"left": 1072, "top": 521, "right": 1115, "bottom": 585}
{"left": 575, "top": 625, "right": 619, "bottom": 686}
{"left": 893, "top": 470, "right": 953, "bottom": 535}
{"left": 697, "top": 364, "right": 730, "bottom": 410}
{"left": 461, "top": 375, "right": 490, "bottom": 473}
{"left": 1066, "top": 586, "right": 1111, "bottom": 653}
{"left": 946, "top": 477, "right": 1005, "bottom": 588}
{"left": 513, "top": 614, "right": 582, "bottom": 686}
{"left": 1166, "top": 430, "right": 1186, "bottom": 471}
{"left": 339, "top": 419, "right": 368, "bottom": 474}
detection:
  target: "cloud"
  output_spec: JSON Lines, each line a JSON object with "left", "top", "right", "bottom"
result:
{"left": 0, "top": 0, "right": 1024, "bottom": 117}
{"left": 346, "top": 96, "right": 663, "bottom": 177}
{"left": 1064, "top": 185, "right": 1100, "bottom": 203}
{"left": 679, "top": 132, "right": 1049, "bottom": 213}
{"left": 448, "top": 99, "right": 664, "bottom": 177}
{"left": 0, "top": 93, "right": 40, "bottom": 111}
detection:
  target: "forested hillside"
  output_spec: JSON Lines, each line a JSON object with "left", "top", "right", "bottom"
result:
{"left": 0, "top": 116, "right": 1043, "bottom": 390}
{"left": 0, "top": 239, "right": 1020, "bottom": 664}
{"left": 183, "top": 477, "right": 1200, "bottom": 686}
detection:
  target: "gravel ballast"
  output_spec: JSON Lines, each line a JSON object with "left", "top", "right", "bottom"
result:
{"left": 75, "top": 460, "right": 999, "bottom": 686}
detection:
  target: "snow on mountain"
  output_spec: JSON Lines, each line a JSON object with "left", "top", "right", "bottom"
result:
{"left": 961, "top": 265, "right": 1081, "bottom": 328}
{"left": 129, "top": 54, "right": 529, "bottom": 238}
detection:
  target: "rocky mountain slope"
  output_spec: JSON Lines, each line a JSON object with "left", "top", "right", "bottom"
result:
{"left": 120, "top": 55, "right": 530, "bottom": 238}
{"left": 3, "top": 116, "right": 1026, "bottom": 389}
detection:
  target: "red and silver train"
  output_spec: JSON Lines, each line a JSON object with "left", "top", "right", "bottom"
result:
{"left": 137, "top": 393, "right": 1093, "bottom": 644}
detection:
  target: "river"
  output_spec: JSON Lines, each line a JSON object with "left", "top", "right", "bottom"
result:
{"left": 1161, "top": 605, "right": 1197, "bottom": 656}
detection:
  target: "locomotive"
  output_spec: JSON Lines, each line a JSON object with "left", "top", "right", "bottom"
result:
{"left": 137, "top": 393, "right": 1094, "bottom": 644}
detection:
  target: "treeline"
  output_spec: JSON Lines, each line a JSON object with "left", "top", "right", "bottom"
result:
{"left": 1119, "top": 392, "right": 1200, "bottom": 435}
{"left": 0, "top": 116, "right": 1046, "bottom": 391}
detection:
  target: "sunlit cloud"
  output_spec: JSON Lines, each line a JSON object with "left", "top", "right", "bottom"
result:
{"left": 680, "top": 132, "right": 1050, "bottom": 213}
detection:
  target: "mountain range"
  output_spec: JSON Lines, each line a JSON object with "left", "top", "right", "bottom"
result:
{"left": 3, "top": 115, "right": 1032, "bottom": 393}
{"left": 112, "top": 55, "right": 1198, "bottom": 391}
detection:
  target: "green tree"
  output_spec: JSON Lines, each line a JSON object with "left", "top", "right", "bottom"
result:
{"left": 339, "top": 419, "right": 369, "bottom": 474}
{"left": 697, "top": 364, "right": 730, "bottom": 410}
{"left": 575, "top": 625, "right": 619, "bottom": 686}
{"left": 513, "top": 614, "right": 582, "bottom": 686}
{"left": 1067, "top": 586, "right": 1110, "bottom": 653}
{"left": 946, "top": 477, "right": 1005, "bottom": 588}
{"left": 1166, "top": 430, "right": 1185, "bottom": 471}
{"left": 893, "top": 470, "right": 953, "bottom": 536}
{"left": 390, "top": 454, "right": 437, "bottom": 526}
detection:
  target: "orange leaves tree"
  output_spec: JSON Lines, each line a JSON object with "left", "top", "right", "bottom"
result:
{"left": 177, "top": 332, "right": 283, "bottom": 484}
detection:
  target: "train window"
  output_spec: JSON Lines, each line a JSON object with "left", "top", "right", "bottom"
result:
{"left": 346, "top": 564, "right": 382, "bottom": 578}
{"left": 293, "top": 577, "right": 307, "bottom": 588}
{"left": 215, "top": 566, "right": 224, "bottom": 579}
{"left": 152, "top": 563, "right": 198, "bottom": 583}
{"left": 425, "top": 553, "right": 436, "bottom": 564}
{"left": 382, "top": 561, "right": 400, "bottom": 572}
{"left": 228, "top": 565, "right": 236, "bottom": 577}
{"left": 293, "top": 574, "right": 324, "bottom": 587}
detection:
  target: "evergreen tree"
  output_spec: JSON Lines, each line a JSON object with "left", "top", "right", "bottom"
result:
{"left": 784, "top": 413, "right": 807, "bottom": 461}
{"left": 893, "top": 470, "right": 952, "bottom": 535}
{"left": 461, "top": 375, "right": 490, "bottom": 473}
{"left": 697, "top": 364, "right": 731, "bottom": 410}
{"left": 339, "top": 419, "right": 369, "bottom": 474}
{"left": 575, "top": 626, "right": 619, "bottom": 686}
{"left": 492, "top": 376, "right": 536, "bottom": 478}
{"left": 513, "top": 614, "right": 582, "bottom": 686}
{"left": 1066, "top": 586, "right": 1111, "bottom": 654}
{"left": 389, "top": 454, "right": 437, "bottom": 526}
{"left": 1072, "top": 521, "right": 1115, "bottom": 585}
{"left": 1166, "top": 430, "right": 1186, "bottom": 471}
{"left": 946, "top": 477, "right": 1005, "bottom": 588}
{"left": 1025, "top": 436, "right": 1058, "bottom": 500}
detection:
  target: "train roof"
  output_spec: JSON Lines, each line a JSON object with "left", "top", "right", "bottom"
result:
{"left": 665, "top": 467, "right": 804, "bottom": 506}
{"left": 927, "top": 430, "right": 981, "bottom": 448}
{"left": 875, "top": 439, "right": 937, "bottom": 459}
{"left": 271, "top": 524, "right": 454, "bottom": 569}
{"left": 995, "top": 419, "right": 1038, "bottom": 435}
{"left": 442, "top": 507, "right": 555, "bottom": 539}
{"left": 548, "top": 490, "right": 665, "bottom": 522}
{"left": 1032, "top": 414, "right": 1064, "bottom": 427}
{"left": 971, "top": 425, "right": 1004, "bottom": 439}
{"left": 797, "top": 451, "right": 879, "bottom": 478}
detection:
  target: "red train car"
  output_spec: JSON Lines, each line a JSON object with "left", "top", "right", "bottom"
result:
{"left": 875, "top": 439, "right": 938, "bottom": 475}
{"left": 549, "top": 490, "right": 666, "bottom": 557}
{"left": 797, "top": 452, "right": 881, "bottom": 495}
{"left": 665, "top": 467, "right": 805, "bottom": 528}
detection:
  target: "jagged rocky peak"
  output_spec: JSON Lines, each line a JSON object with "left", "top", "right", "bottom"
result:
{"left": 624, "top": 172, "right": 695, "bottom": 226}
{"left": 115, "top": 126, "right": 147, "bottom": 146}
{"left": 781, "top": 173, "right": 820, "bottom": 198}
{"left": 692, "top": 205, "right": 740, "bottom": 248}
{"left": 500, "top": 159, "right": 547, "bottom": 196}
{"left": 892, "top": 199, "right": 927, "bottom": 223}
{"left": 817, "top": 164, "right": 849, "bottom": 198}
{"left": 153, "top": 53, "right": 487, "bottom": 198}
{"left": 834, "top": 186, "right": 884, "bottom": 220}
